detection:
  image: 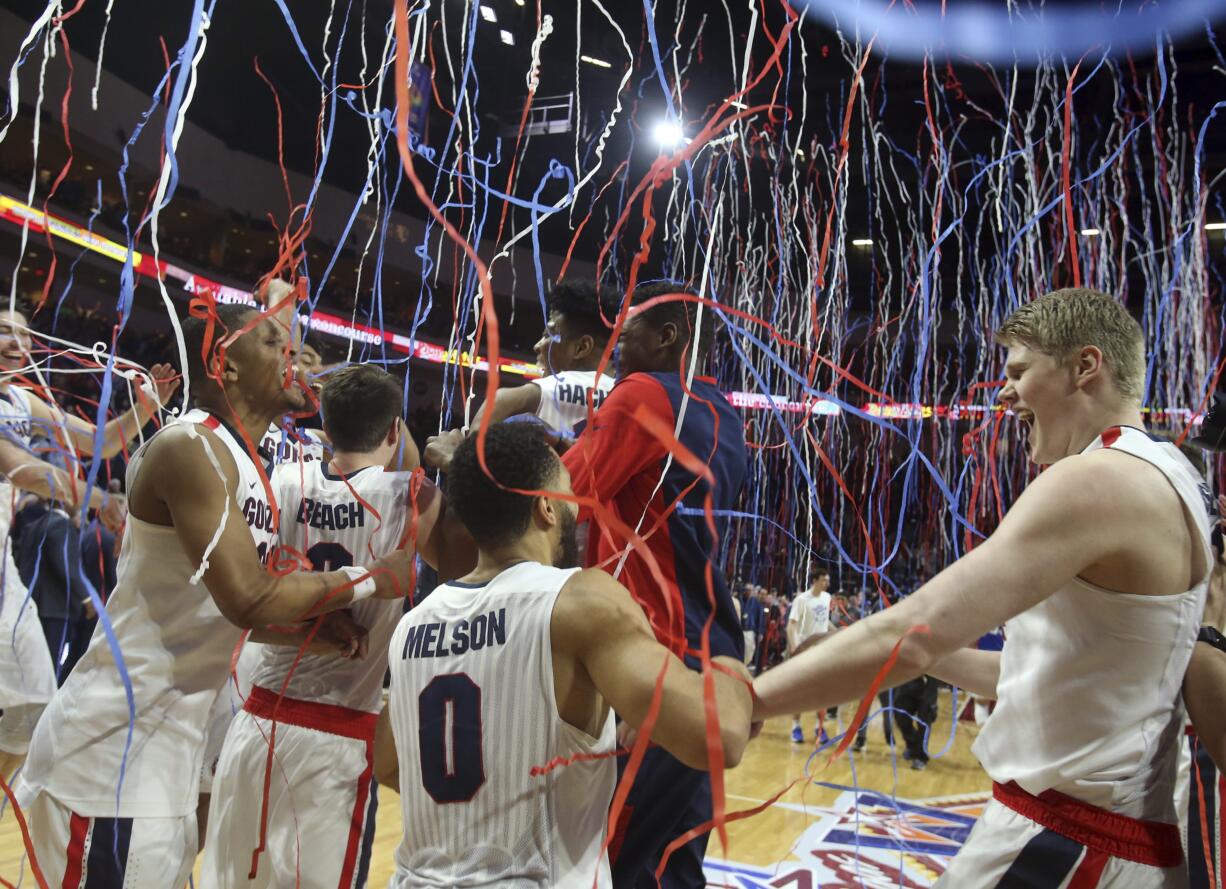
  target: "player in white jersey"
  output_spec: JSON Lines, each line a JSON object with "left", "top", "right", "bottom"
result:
{"left": 787, "top": 568, "right": 831, "bottom": 744}
{"left": 375, "top": 422, "right": 753, "bottom": 888}
{"left": 198, "top": 335, "right": 328, "bottom": 821}
{"left": 15, "top": 298, "right": 416, "bottom": 887}
{"left": 0, "top": 310, "right": 165, "bottom": 777}
{"left": 754, "top": 289, "right": 1213, "bottom": 887}
{"left": 202, "top": 363, "right": 475, "bottom": 888}
{"left": 470, "top": 281, "right": 617, "bottom": 437}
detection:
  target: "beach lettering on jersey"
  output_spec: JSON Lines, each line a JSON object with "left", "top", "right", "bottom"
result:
{"left": 296, "top": 497, "right": 366, "bottom": 531}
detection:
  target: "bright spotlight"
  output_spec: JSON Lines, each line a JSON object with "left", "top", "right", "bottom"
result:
{"left": 500, "top": 29, "right": 515, "bottom": 45}
{"left": 1207, "top": 222, "right": 1226, "bottom": 231}
{"left": 651, "top": 119, "right": 685, "bottom": 150}
{"left": 480, "top": 5, "right": 497, "bottom": 22}
{"left": 851, "top": 238, "right": 873, "bottom": 247}
{"left": 1080, "top": 228, "right": 1101, "bottom": 236}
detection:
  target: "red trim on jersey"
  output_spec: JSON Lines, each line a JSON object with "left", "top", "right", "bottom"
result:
{"left": 62, "top": 813, "right": 89, "bottom": 889}
{"left": 1066, "top": 849, "right": 1109, "bottom": 889}
{"left": 993, "top": 781, "right": 1182, "bottom": 867}
{"left": 245, "top": 685, "right": 378, "bottom": 742}
{"left": 336, "top": 748, "right": 374, "bottom": 889}
{"left": 1101, "top": 426, "right": 1122, "bottom": 447}
{"left": 608, "top": 804, "right": 633, "bottom": 864}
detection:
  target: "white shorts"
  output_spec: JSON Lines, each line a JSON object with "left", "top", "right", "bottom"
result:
{"left": 938, "top": 798, "right": 1186, "bottom": 888}
{"left": 200, "top": 688, "right": 377, "bottom": 889}
{"left": 24, "top": 790, "right": 196, "bottom": 888}
{"left": 0, "top": 547, "right": 56, "bottom": 713}
{"left": 199, "top": 642, "right": 259, "bottom": 793}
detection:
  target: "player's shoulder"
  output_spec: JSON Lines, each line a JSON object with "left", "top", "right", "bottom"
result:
{"left": 140, "top": 420, "right": 240, "bottom": 487}
{"left": 1023, "top": 445, "right": 1175, "bottom": 524}
{"left": 555, "top": 568, "right": 643, "bottom": 631}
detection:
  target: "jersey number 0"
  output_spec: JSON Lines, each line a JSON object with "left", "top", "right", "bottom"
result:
{"left": 418, "top": 673, "right": 486, "bottom": 803}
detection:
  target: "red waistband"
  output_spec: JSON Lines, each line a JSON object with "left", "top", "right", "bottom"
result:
{"left": 992, "top": 781, "right": 1182, "bottom": 868}
{"left": 244, "top": 685, "right": 377, "bottom": 743}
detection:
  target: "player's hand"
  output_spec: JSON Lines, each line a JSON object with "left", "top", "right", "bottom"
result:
{"left": 371, "top": 549, "right": 415, "bottom": 600}
{"left": 257, "top": 278, "right": 296, "bottom": 309}
{"left": 146, "top": 363, "right": 181, "bottom": 406}
{"left": 315, "top": 610, "right": 369, "bottom": 660}
{"left": 99, "top": 492, "right": 127, "bottom": 534}
{"left": 616, "top": 721, "right": 639, "bottom": 750}
{"left": 424, "top": 429, "right": 464, "bottom": 472}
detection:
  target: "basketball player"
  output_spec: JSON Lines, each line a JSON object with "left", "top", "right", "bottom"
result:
{"left": 787, "top": 568, "right": 832, "bottom": 744}
{"left": 377, "top": 423, "right": 752, "bottom": 888}
{"left": 201, "top": 363, "right": 474, "bottom": 889}
{"left": 0, "top": 310, "right": 165, "bottom": 778}
{"left": 14, "top": 302, "right": 414, "bottom": 887}
{"left": 424, "top": 281, "right": 748, "bottom": 886}
{"left": 754, "top": 289, "right": 1212, "bottom": 887}
{"left": 470, "top": 280, "right": 618, "bottom": 438}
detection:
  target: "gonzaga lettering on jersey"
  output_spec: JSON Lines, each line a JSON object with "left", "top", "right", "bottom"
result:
{"left": 387, "top": 562, "right": 616, "bottom": 888}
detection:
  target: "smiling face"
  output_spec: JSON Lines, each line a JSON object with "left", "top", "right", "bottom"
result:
{"left": 0, "top": 311, "right": 32, "bottom": 373}
{"left": 999, "top": 342, "right": 1081, "bottom": 464}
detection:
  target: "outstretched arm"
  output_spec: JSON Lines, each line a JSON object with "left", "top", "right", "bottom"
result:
{"left": 753, "top": 451, "right": 1159, "bottom": 719}
{"left": 23, "top": 365, "right": 180, "bottom": 459}
{"left": 553, "top": 568, "right": 753, "bottom": 770}
{"left": 138, "top": 426, "right": 412, "bottom": 629}
{"left": 928, "top": 649, "right": 1002, "bottom": 699}
{"left": 470, "top": 382, "right": 542, "bottom": 429}
{"left": 0, "top": 435, "right": 124, "bottom": 530}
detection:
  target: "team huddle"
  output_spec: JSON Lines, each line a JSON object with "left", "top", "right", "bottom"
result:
{"left": 0, "top": 279, "right": 1222, "bottom": 888}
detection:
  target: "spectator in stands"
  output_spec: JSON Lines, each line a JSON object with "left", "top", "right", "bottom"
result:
{"left": 15, "top": 496, "right": 93, "bottom": 684}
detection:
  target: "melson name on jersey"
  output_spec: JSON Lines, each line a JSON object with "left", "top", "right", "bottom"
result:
{"left": 400, "top": 608, "right": 507, "bottom": 659}
{"left": 296, "top": 496, "right": 366, "bottom": 531}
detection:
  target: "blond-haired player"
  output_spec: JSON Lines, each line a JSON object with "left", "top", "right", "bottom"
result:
{"left": 755, "top": 288, "right": 1212, "bottom": 887}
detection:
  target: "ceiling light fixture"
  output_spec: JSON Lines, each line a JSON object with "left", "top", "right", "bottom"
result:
{"left": 480, "top": 5, "right": 497, "bottom": 22}
{"left": 1080, "top": 228, "right": 1101, "bottom": 236}
{"left": 851, "top": 238, "right": 873, "bottom": 247}
{"left": 580, "top": 55, "right": 612, "bottom": 68}
{"left": 1207, "top": 222, "right": 1226, "bottom": 231}
{"left": 651, "top": 119, "right": 686, "bottom": 151}
{"left": 499, "top": 29, "right": 514, "bottom": 45}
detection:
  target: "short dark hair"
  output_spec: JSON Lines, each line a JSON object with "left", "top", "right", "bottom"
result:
{"left": 180, "top": 304, "right": 258, "bottom": 396}
{"left": 810, "top": 568, "right": 830, "bottom": 584}
{"left": 631, "top": 281, "right": 715, "bottom": 359}
{"left": 320, "top": 364, "right": 402, "bottom": 452}
{"left": 448, "top": 423, "right": 561, "bottom": 549}
{"left": 546, "top": 280, "right": 622, "bottom": 342}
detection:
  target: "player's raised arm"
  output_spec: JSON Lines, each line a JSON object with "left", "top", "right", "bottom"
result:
{"left": 0, "top": 434, "right": 112, "bottom": 515}
{"left": 553, "top": 567, "right": 753, "bottom": 771}
{"left": 754, "top": 449, "right": 1175, "bottom": 718}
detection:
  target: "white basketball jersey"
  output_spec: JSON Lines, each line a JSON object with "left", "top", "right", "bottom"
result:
{"left": 533, "top": 371, "right": 613, "bottom": 434}
{"left": 259, "top": 420, "right": 327, "bottom": 467}
{"left": 250, "top": 461, "right": 418, "bottom": 712}
{"left": 974, "top": 426, "right": 1214, "bottom": 822}
{"left": 788, "top": 589, "right": 831, "bottom": 644}
{"left": 0, "top": 384, "right": 36, "bottom": 535}
{"left": 387, "top": 561, "right": 616, "bottom": 888}
{"left": 15, "top": 408, "right": 278, "bottom": 817}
